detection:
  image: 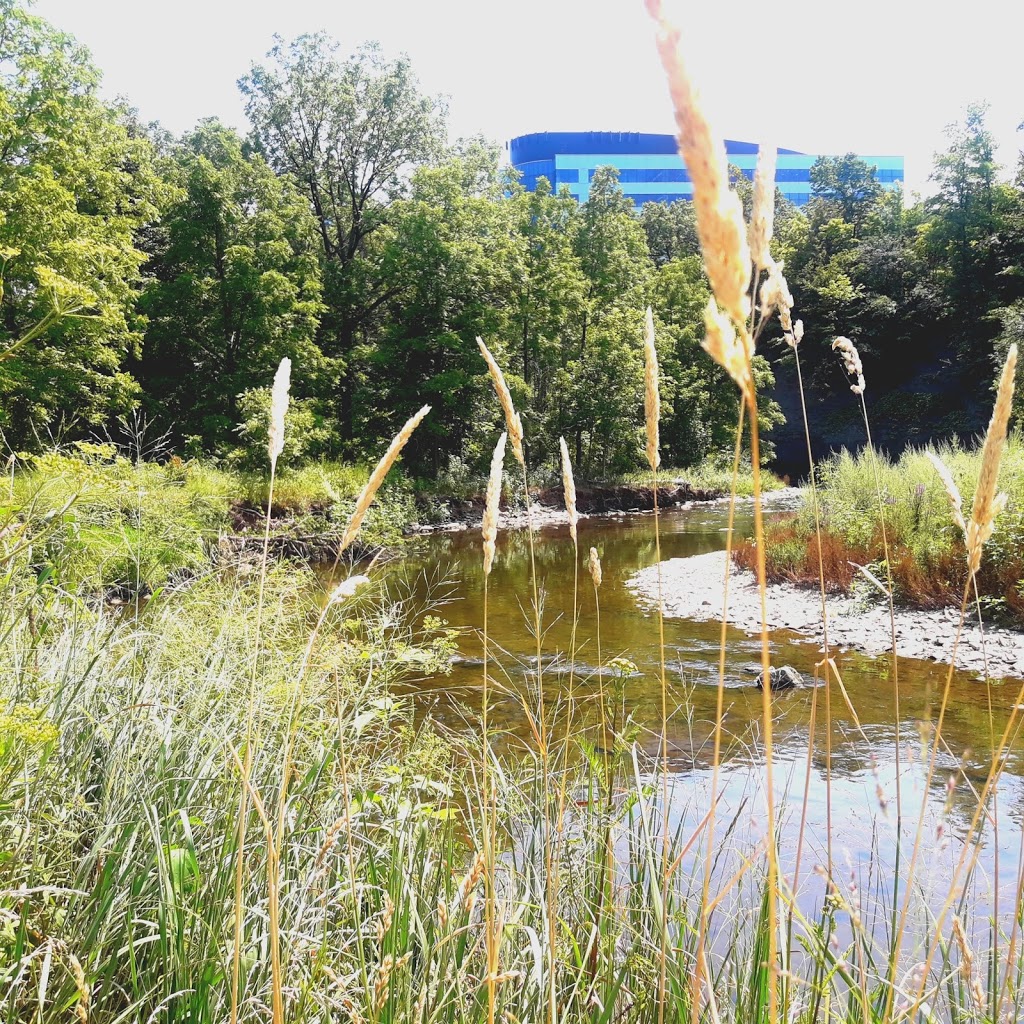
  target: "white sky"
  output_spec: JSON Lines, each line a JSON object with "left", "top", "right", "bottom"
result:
{"left": 33, "top": 0, "right": 1024, "bottom": 198}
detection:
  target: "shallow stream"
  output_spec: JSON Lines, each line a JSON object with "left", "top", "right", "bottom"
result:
{"left": 375, "top": 500, "right": 1024, "bottom": 934}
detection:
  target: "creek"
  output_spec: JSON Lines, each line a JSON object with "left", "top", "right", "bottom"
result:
{"left": 372, "top": 499, "right": 1024, "bottom": 937}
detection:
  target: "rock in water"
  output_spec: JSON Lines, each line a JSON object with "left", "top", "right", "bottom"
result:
{"left": 755, "top": 665, "right": 804, "bottom": 691}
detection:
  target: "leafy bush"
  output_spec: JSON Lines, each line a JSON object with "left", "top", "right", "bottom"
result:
{"left": 10, "top": 444, "right": 234, "bottom": 592}
{"left": 742, "top": 433, "right": 1024, "bottom": 621}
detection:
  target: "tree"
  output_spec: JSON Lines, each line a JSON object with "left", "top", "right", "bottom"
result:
{"left": 0, "top": 1, "right": 163, "bottom": 446}
{"left": 809, "top": 154, "right": 883, "bottom": 231}
{"left": 562, "top": 167, "right": 653, "bottom": 470}
{"left": 366, "top": 148, "right": 523, "bottom": 472}
{"left": 640, "top": 199, "right": 698, "bottom": 266}
{"left": 136, "top": 120, "right": 325, "bottom": 452}
{"left": 652, "top": 257, "right": 782, "bottom": 465}
{"left": 925, "top": 104, "right": 1006, "bottom": 318}
{"left": 240, "top": 36, "right": 448, "bottom": 444}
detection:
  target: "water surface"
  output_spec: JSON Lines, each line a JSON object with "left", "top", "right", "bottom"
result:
{"left": 379, "top": 500, "right": 1024, "bottom": 934}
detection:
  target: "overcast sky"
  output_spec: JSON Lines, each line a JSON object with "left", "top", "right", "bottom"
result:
{"left": 33, "top": 0, "right": 1024, "bottom": 198}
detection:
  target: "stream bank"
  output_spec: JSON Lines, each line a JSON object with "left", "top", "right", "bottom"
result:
{"left": 629, "top": 550, "right": 1024, "bottom": 681}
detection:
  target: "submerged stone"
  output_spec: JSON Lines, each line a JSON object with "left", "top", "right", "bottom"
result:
{"left": 755, "top": 665, "right": 804, "bottom": 691}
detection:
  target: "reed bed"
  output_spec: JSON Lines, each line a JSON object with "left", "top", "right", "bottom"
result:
{"left": 2, "top": 6, "right": 1024, "bottom": 1024}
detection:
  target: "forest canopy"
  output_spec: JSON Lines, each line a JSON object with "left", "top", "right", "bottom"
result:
{"left": 1, "top": 0, "right": 1022, "bottom": 477}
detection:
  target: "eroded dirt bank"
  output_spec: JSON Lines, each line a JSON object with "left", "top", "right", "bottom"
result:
{"left": 629, "top": 550, "right": 1024, "bottom": 681}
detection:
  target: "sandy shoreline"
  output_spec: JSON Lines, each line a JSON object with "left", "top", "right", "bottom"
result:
{"left": 629, "top": 550, "right": 1024, "bottom": 681}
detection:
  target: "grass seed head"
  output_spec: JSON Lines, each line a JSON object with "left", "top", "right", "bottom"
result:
{"left": 966, "top": 343, "right": 1017, "bottom": 573}
{"left": 329, "top": 573, "right": 370, "bottom": 603}
{"left": 483, "top": 431, "right": 507, "bottom": 575}
{"left": 558, "top": 436, "right": 578, "bottom": 544}
{"left": 339, "top": 405, "right": 430, "bottom": 554}
{"left": 477, "top": 338, "right": 525, "bottom": 467}
{"left": 643, "top": 307, "right": 661, "bottom": 471}
{"left": 646, "top": 4, "right": 751, "bottom": 325}
{"left": 832, "top": 336, "right": 865, "bottom": 394}
{"left": 703, "top": 297, "right": 754, "bottom": 407}
{"left": 925, "top": 451, "right": 966, "bottom": 536}
{"left": 267, "top": 357, "right": 291, "bottom": 465}
{"left": 760, "top": 259, "right": 793, "bottom": 334}
{"left": 588, "top": 547, "right": 602, "bottom": 588}
{"left": 748, "top": 142, "right": 776, "bottom": 267}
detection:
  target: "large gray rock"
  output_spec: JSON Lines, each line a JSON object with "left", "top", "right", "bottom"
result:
{"left": 755, "top": 665, "right": 804, "bottom": 691}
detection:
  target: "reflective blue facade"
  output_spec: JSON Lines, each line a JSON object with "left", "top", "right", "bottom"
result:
{"left": 507, "top": 131, "right": 904, "bottom": 208}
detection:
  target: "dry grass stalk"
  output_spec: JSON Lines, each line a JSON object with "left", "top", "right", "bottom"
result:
{"left": 832, "top": 336, "right": 866, "bottom": 394}
{"left": 644, "top": 307, "right": 661, "bottom": 471}
{"left": 645, "top": 0, "right": 750, "bottom": 326}
{"left": 966, "top": 343, "right": 1017, "bottom": 574}
{"left": 453, "top": 849, "right": 487, "bottom": 915}
{"left": 558, "top": 436, "right": 578, "bottom": 544}
{"left": 483, "top": 431, "right": 507, "bottom": 575}
{"left": 952, "top": 915, "right": 987, "bottom": 1013}
{"left": 339, "top": 405, "right": 431, "bottom": 554}
{"left": 703, "top": 297, "right": 754, "bottom": 407}
{"left": 69, "top": 953, "right": 89, "bottom": 1024}
{"left": 925, "top": 451, "right": 966, "bottom": 535}
{"left": 477, "top": 338, "right": 525, "bottom": 466}
{"left": 267, "top": 357, "right": 291, "bottom": 465}
{"left": 588, "top": 547, "right": 602, "bottom": 588}
{"left": 748, "top": 143, "right": 776, "bottom": 268}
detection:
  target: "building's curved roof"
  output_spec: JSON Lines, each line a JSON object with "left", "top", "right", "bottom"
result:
{"left": 508, "top": 131, "right": 804, "bottom": 165}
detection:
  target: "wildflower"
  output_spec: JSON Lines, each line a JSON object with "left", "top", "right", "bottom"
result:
{"left": 748, "top": 142, "right": 776, "bottom": 267}
{"left": 339, "top": 406, "right": 431, "bottom": 554}
{"left": 703, "top": 297, "right": 754, "bottom": 407}
{"left": 966, "top": 344, "right": 1017, "bottom": 575}
{"left": 558, "top": 437, "right": 578, "bottom": 544}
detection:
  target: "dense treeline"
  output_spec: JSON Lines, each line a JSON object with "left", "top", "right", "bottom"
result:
{"left": 1, "top": 1, "right": 1022, "bottom": 477}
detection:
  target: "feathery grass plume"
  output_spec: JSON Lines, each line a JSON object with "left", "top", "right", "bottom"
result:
{"left": 588, "top": 547, "right": 602, "bottom": 588}
{"left": 703, "top": 297, "right": 754, "bottom": 407}
{"left": 789, "top": 319, "right": 804, "bottom": 348}
{"left": 645, "top": 0, "right": 750, "bottom": 326}
{"left": 760, "top": 259, "right": 794, "bottom": 334}
{"left": 328, "top": 574, "right": 370, "bottom": 603}
{"left": 966, "top": 343, "right": 1017, "bottom": 574}
{"left": 483, "top": 431, "right": 507, "bottom": 575}
{"left": 558, "top": 436, "right": 578, "bottom": 544}
{"left": 748, "top": 142, "right": 776, "bottom": 267}
{"left": 643, "top": 307, "right": 661, "bottom": 470}
{"left": 832, "top": 336, "right": 866, "bottom": 394}
{"left": 477, "top": 338, "right": 525, "bottom": 467}
{"left": 926, "top": 451, "right": 966, "bottom": 535}
{"left": 267, "top": 357, "right": 291, "bottom": 464}
{"left": 339, "top": 405, "right": 430, "bottom": 554}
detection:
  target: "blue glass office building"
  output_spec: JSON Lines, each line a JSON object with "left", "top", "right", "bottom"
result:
{"left": 508, "top": 131, "right": 904, "bottom": 208}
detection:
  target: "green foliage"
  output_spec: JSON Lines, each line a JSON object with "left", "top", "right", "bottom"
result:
{"left": 758, "top": 434, "right": 1024, "bottom": 620}
{"left": 137, "top": 119, "right": 326, "bottom": 451}
{"left": 0, "top": 1, "right": 165, "bottom": 442}
{"left": 809, "top": 153, "right": 884, "bottom": 229}
{"left": 10, "top": 443, "right": 233, "bottom": 592}
{"left": 233, "top": 385, "right": 336, "bottom": 469}
{"left": 240, "top": 35, "right": 449, "bottom": 443}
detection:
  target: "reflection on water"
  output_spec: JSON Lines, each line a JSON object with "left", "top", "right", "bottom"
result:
{"left": 370, "top": 500, "right": 1024, "bottom": 933}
